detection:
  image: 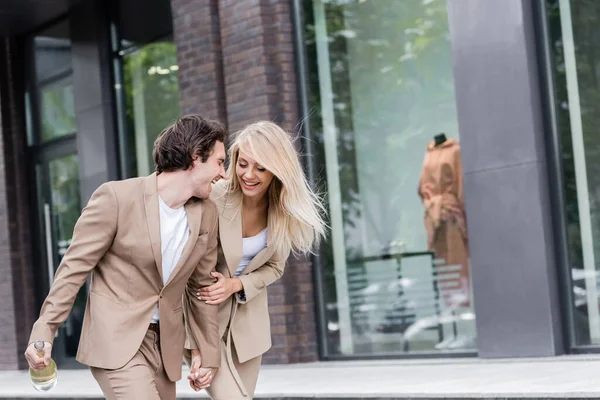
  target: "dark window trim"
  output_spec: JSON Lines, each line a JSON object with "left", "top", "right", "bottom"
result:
{"left": 116, "top": 33, "right": 175, "bottom": 56}
{"left": 24, "top": 34, "right": 41, "bottom": 148}
{"left": 29, "top": 133, "right": 77, "bottom": 161}
{"left": 532, "top": 0, "right": 574, "bottom": 353}
{"left": 324, "top": 350, "right": 476, "bottom": 362}
{"left": 108, "top": 0, "right": 130, "bottom": 179}
{"left": 571, "top": 345, "right": 600, "bottom": 354}
{"left": 20, "top": 13, "right": 70, "bottom": 38}
{"left": 36, "top": 67, "right": 73, "bottom": 87}
{"left": 291, "top": 0, "right": 329, "bottom": 361}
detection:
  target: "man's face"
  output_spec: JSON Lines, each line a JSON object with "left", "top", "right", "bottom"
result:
{"left": 191, "top": 141, "right": 226, "bottom": 199}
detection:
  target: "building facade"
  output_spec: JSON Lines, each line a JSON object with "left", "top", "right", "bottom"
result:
{"left": 0, "top": 0, "right": 597, "bottom": 370}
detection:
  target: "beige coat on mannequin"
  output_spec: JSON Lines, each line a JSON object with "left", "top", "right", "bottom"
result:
{"left": 417, "top": 138, "right": 470, "bottom": 307}
{"left": 185, "top": 181, "right": 288, "bottom": 399}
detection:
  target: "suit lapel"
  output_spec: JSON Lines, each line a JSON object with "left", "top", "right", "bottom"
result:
{"left": 243, "top": 246, "right": 275, "bottom": 275}
{"left": 165, "top": 198, "right": 203, "bottom": 286}
{"left": 143, "top": 173, "right": 163, "bottom": 280}
{"left": 218, "top": 190, "right": 276, "bottom": 277}
{"left": 219, "top": 191, "right": 243, "bottom": 277}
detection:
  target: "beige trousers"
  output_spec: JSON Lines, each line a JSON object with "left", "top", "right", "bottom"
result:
{"left": 90, "top": 329, "right": 175, "bottom": 400}
{"left": 206, "top": 339, "right": 262, "bottom": 400}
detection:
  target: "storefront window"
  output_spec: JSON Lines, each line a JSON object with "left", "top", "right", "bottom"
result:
{"left": 115, "top": 0, "right": 180, "bottom": 178}
{"left": 547, "top": 0, "right": 600, "bottom": 347}
{"left": 31, "top": 22, "right": 76, "bottom": 144}
{"left": 304, "top": 0, "right": 476, "bottom": 356}
{"left": 122, "top": 41, "right": 180, "bottom": 177}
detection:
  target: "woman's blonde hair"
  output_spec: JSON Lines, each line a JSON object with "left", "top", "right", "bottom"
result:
{"left": 225, "top": 120, "right": 326, "bottom": 256}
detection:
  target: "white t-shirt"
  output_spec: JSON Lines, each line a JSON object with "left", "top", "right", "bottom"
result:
{"left": 234, "top": 228, "right": 268, "bottom": 277}
{"left": 151, "top": 196, "right": 190, "bottom": 323}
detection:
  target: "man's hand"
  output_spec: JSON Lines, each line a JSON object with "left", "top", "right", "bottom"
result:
{"left": 188, "top": 367, "right": 218, "bottom": 391}
{"left": 197, "top": 272, "right": 242, "bottom": 305}
{"left": 187, "top": 350, "right": 217, "bottom": 391}
{"left": 24, "top": 341, "right": 52, "bottom": 370}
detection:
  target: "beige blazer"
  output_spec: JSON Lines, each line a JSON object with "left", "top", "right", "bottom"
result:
{"left": 210, "top": 182, "right": 289, "bottom": 363}
{"left": 29, "top": 173, "right": 220, "bottom": 381}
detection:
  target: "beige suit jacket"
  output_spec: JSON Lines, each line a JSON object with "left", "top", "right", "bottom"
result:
{"left": 29, "top": 173, "right": 220, "bottom": 381}
{"left": 208, "top": 182, "right": 289, "bottom": 363}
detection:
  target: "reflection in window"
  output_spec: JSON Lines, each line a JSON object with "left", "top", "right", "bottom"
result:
{"left": 49, "top": 154, "right": 81, "bottom": 255}
{"left": 32, "top": 23, "right": 76, "bottom": 143}
{"left": 48, "top": 154, "right": 85, "bottom": 357}
{"left": 548, "top": 0, "right": 600, "bottom": 347}
{"left": 41, "top": 81, "right": 76, "bottom": 141}
{"left": 122, "top": 41, "right": 180, "bottom": 177}
{"left": 304, "top": 0, "right": 475, "bottom": 356}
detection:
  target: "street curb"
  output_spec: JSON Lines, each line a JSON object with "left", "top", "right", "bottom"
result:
{"left": 2, "top": 397, "right": 599, "bottom": 400}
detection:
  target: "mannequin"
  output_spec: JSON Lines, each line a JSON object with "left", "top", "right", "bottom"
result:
{"left": 434, "top": 133, "right": 447, "bottom": 147}
{"left": 417, "top": 136, "right": 470, "bottom": 308}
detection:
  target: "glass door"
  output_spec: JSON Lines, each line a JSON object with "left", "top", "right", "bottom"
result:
{"left": 35, "top": 151, "right": 85, "bottom": 366}
{"left": 26, "top": 19, "right": 87, "bottom": 367}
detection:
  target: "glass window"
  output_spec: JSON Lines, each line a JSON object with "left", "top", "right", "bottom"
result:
{"left": 547, "top": 0, "right": 600, "bottom": 347}
{"left": 31, "top": 21, "right": 76, "bottom": 144}
{"left": 304, "top": 0, "right": 476, "bottom": 356}
{"left": 122, "top": 40, "right": 180, "bottom": 177}
{"left": 40, "top": 78, "right": 76, "bottom": 142}
{"left": 115, "top": 0, "right": 180, "bottom": 178}
{"left": 49, "top": 154, "right": 81, "bottom": 253}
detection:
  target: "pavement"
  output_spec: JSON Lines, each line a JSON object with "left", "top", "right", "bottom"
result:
{"left": 3, "top": 356, "right": 600, "bottom": 399}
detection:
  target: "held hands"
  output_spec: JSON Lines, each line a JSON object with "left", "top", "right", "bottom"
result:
{"left": 24, "top": 341, "right": 53, "bottom": 370}
{"left": 187, "top": 350, "right": 217, "bottom": 391}
{"left": 197, "top": 272, "right": 242, "bottom": 305}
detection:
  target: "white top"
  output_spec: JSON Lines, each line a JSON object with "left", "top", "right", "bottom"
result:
{"left": 151, "top": 196, "right": 190, "bottom": 323}
{"left": 234, "top": 228, "right": 268, "bottom": 277}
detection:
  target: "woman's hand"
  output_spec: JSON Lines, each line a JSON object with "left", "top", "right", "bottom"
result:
{"left": 187, "top": 349, "right": 215, "bottom": 391}
{"left": 197, "top": 272, "right": 243, "bottom": 305}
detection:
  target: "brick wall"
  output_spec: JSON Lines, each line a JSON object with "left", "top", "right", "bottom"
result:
{"left": 0, "top": 38, "right": 36, "bottom": 370}
{"left": 267, "top": 253, "right": 319, "bottom": 364}
{"left": 218, "top": 0, "right": 298, "bottom": 132}
{"left": 171, "top": 0, "right": 227, "bottom": 123}
{"left": 172, "top": 0, "right": 321, "bottom": 364}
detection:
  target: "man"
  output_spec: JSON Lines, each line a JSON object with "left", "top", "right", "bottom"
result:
{"left": 25, "top": 114, "right": 227, "bottom": 400}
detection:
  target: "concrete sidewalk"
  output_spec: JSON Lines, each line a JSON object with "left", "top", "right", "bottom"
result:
{"left": 2, "top": 356, "right": 600, "bottom": 399}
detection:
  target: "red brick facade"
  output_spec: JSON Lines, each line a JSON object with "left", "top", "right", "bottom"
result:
{"left": 173, "top": 0, "right": 320, "bottom": 364}
{"left": 171, "top": 0, "right": 227, "bottom": 123}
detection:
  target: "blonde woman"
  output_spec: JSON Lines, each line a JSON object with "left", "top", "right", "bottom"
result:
{"left": 185, "top": 121, "right": 326, "bottom": 399}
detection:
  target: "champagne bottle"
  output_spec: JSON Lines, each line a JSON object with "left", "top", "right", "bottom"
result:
{"left": 29, "top": 340, "right": 57, "bottom": 392}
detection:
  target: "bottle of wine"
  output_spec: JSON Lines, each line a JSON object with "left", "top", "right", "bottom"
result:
{"left": 29, "top": 340, "right": 58, "bottom": 392}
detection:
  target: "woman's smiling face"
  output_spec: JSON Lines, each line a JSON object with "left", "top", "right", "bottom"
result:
{"left": 236, "top": 150, "right": 275, "bottom": 199}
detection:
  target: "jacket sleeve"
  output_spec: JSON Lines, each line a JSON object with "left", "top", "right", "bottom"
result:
{"left": 183, "top": 203, "right": 220, "bottom": 368}
{"left": 236, "top": 249, "right": 289, "bottom": 304}
{"left": 29, "top": 183, "right": 118, "bottom": 345}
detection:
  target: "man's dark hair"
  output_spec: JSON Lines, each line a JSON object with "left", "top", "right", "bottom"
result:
{"left": 153, "top": 114, "right": 226, "bottom": 174}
